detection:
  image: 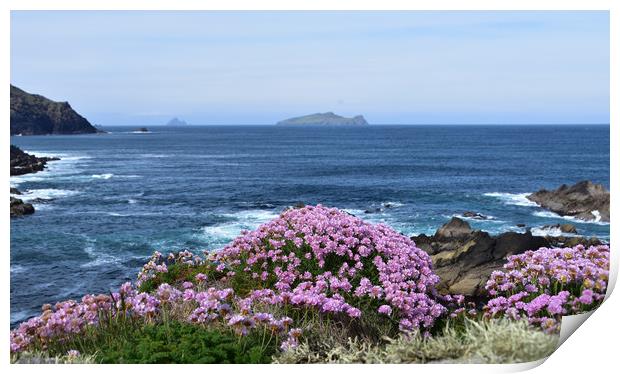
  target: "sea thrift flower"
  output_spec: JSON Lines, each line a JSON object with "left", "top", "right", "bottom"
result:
{"left": 210, "top": 205, "right": 449, "bottom": 332}
{"left": 483, "top": 244, "right": 609, "bottom": 333}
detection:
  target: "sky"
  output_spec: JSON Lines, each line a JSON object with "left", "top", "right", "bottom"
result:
{"left": 10, "top": 11, "right": 610, "bottom": 125}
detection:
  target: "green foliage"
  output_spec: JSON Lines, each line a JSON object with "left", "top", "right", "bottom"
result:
{"left": 40, "top": 319, "right": 276, "bottom": 364}
{"left": 92, "top": 322, "right": 275, "bottom": 364}
{"left": 138, "top": 262, "right": 219, "bottom": 293}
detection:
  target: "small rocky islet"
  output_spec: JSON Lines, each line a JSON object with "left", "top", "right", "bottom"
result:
{"left": 276, "top": 112, "right": 368, "bottom": 126}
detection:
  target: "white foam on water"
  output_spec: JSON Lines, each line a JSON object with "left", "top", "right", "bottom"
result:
{"left": 450, "top": 214, "right": 503, "bottom": 223}
{"left": 11, "top": 151, "right": 91, "bottom": 186}
{"left": 483, "top": 192, "right": 538, "bottom": 207}
{"left": 10, "top": 265, "right": 26, "bottom": 274}
{"left": 343, "top": 208, "right": 366, "bottom": 216}
{"left": 531, "top": 226, "right": 564, "bottom": 237}
{"left": 81, "top": 242, "right": 121, "bottom": 268}
{"left": 382, "top": 201, "right": 404, "bottom": 207}
{"left": 141, "top": 153, "right": 169, "bottom": 158}
{"left": 92, "top": 173, "right": 114, "bottom": 179}
{"left": 532, "top": 210, "right": 609, "bottom": 226}
{"left": 18, "top": 188, "right": 79, "bottom": 202}
{"left": 202, "top": 209, "right": 280, "bottom": 245}
{"left": 127, "top": 199, "right": 138, "bottom": 204}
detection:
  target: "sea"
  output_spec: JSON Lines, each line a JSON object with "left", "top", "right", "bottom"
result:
{"left": 10, "top": 125, "right": 610, "bottom": 326}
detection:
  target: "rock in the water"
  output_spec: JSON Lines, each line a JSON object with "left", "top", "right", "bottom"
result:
{"left": 10, "top": 85, "right": 100, "bottom": 135}
{"left": 10, "top": 187, "right": 22, "bottom": 195}
{"left": 527, "top": 180, "right": 609, "bottom": 222}
{"left": 462, "top": 211, "right": 489, "bottom": 220}
{"left": 541, "top": 223, "right": 578, "bottom": 234}
{"left": 11, "top": 197, "right": 34, "bottom": 217}
{"left": 10, "top": 145, "right": 59, "bottom": 176}
{"left": 435, "top": 217, "right": 473, "bottom": 240}
{"left": 276, "top": 112, "right": 368, "bottom": 126}
{"left": 134, "top": 127, "right": 149, "bottom": 133}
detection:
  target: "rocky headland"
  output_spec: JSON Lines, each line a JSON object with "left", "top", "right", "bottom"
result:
{"left": 411, "top": 217, "right": 602, "bottom": 298}
{"left": 10, "top": 85, "right": 100, "bottom": 135}
{"left": 10, "top": 146, "right": 60, "bottom": 217}
{"left": 276, "top": 112, "right": 368, "bottom": 126}
{"left": 527, "top": 180, "right": 609, "bottom": 222}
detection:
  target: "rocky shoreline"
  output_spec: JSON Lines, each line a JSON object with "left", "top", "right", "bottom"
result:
{"left": 411, "top": 217, "right": 602, "bottom": 298}
{"left": 527, "top": 180, "right": 609, "bottom": 222}
{"left": 10, "top": 145, "right": 60, "bottom": 217}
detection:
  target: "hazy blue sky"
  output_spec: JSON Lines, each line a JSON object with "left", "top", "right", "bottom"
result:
{"left": 11, "top": 11, "right": 609, "bottom": 125}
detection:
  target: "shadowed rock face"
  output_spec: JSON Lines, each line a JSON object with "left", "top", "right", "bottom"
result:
{"left": 10, "top": 85, "right": 98, "bottom": 135}
{"left": 276, "top": 112, "right": 368, "bottom": 126}
{"left": 10, "top": 145, "right": 59, "bottom": 176}
{"left": 527, "top": 180, "right": 609, "bottom": 222}
{"left": 10, "top": 197, "right": 34, "bottom": 217}
{"left": 411, "top": 217, "right": 602, "bottom": 297}
{"left": 10, "top": 146, "right": 60, "bottom": 218}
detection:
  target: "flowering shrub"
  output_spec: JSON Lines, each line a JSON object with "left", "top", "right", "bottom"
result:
{"left": 206, "top": 205, "right": 449, "bottom": 332}
{"left": 483, "top": 244, "right": 609, "bottom": 333}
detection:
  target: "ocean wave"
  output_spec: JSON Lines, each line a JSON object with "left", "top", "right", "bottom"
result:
{"left": 483, "top": 192, "right": 538, "bottom": 207}
{"left": 92, "top": 173, "right": 114, "bottom": 179}
{"left": 10, "top": 265, "right": 26, "bottom": 274}
{"left": 10, "top": 151, "right": 91, "bottom": 186}
{"left": 17, "top": 188, "right": 79, "bottom": 202}
{"left": 532, "top": 210, "right": 609, "bottom": 226}
{"left": 202, "top": 209, "right": 280, "bottom": 245}
{"left": 382, "top": 201, "right": 404, "bottom": 207}
{"left": 81, "top": 242, "right": 121, "bottom": 268}
{"left": 449, "top": 214, "right": 504, "bottom": 223}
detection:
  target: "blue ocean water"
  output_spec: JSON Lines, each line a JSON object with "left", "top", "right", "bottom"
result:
{"left": 10, "top": 125, "right": 609, "bottom": 325}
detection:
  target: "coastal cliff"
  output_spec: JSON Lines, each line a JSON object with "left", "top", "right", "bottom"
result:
{"left": 10, "top": 85, "right": 99, "bottom": 135}
{"left": 276, "top": 112, "right": 368, "bottom": 126}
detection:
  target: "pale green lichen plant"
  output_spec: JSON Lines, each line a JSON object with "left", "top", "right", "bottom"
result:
{"left": 11, "top": 351, "right": 96, "bottom": 364}
{"left": 273, "top": 317, "right": 559, "bottom": 364}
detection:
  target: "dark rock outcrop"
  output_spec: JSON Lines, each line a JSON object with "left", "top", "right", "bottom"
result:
{"left": 10, "top": 85, "right": 99, "bottom": 135}
{"left": 10, "top": 146, "right": 60, "bottom": 217}
{"left": 276, "top": 112, "right": 368, "bottom": 126}
{"left": 10, "top": 145, "right": 59, "bottom": 176}
{"left": 11, "top": 197, "right": 34, "bottom": 217}
{"left": 462, "top": 211, "right": 489, "bottom": 220}
{"left": 134, "top": 127, "right": 149, "bottom": 133}
{"left": 412, "top": 218, "right": 602, "bottom": 297}
{"left": 527, "top": 181, "right": 609, "bottom": 222}
{"left": 541, "top": 223, "right": 578, "bottom": 234}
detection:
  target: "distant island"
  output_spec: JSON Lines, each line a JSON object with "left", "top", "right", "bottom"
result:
{"left": 10, "top": 85, "right": 100, "bottom": 135}
{"left": 276, "top": 112, "right": 368, "bottom": 126}
{"left": 166, "top": 117, "right": 189, "bottom": 126}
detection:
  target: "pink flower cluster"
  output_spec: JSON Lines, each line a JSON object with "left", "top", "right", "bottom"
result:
{"left": 483, "top": 244, "right": 610, "bottom": 333}
{"left": 179, "top": 282, "right": 302, "bottom": 350}
{"left": 137, "top": 250, "right": 204, "bottom": 287}
{"left": 209, "top": 205, "right": 447, "bottom": 331}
